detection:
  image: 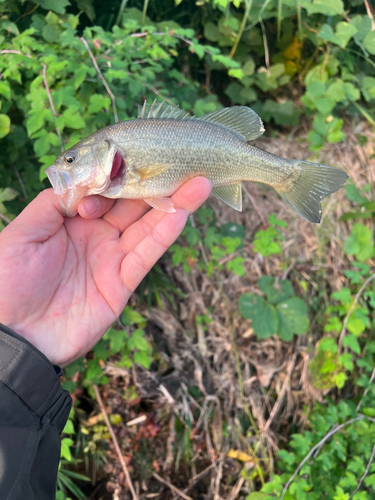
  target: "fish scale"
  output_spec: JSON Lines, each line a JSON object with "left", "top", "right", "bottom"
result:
{"left": 45, "top": 102, "right": 348, "bottom": 222}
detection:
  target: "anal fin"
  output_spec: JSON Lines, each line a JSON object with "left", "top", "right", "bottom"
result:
{"left": 144, "top": 197, "right": 176, "bottom": 213}
{"left": 212, "top": 183, "right": 242, "bottom": 211}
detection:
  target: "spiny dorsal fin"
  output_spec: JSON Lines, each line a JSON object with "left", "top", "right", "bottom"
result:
{"left": 199, "top": 106, "right": 265, "bottom": 142}
{"left": 212, "top": 183, "right": 242, "bottom": 211}
{"left": 138, "top": 100, "right": 193, "bottom": 120}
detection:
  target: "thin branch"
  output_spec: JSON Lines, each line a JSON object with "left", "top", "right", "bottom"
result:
{"left": 242, "top": 184, "right": 267, "bottom": 227}
{"left": 338, "top": 272, "right": 375, "bottom": 351}
{"left": 356, "top": 365, "right": 375, "bottom": 412}
{"left": 93, "top": 384, "right": 138, "bottom": 500}
{"left": 80, "top": 37, "right": 118, "bottom": 123}
{"left": 0, "top": 50, "right": 32, "bottom": 58}
{"left": 364, "top": 0, "right": 375, "bottom": 30}
{"left": 41, "top": 63, "right": 64, "bottom": 153}
{"left": 13, "top": 166, "right": 28, "bottom": 200}
{"left": 171, "top": 462, "right": 217, "bottom": 500}
{"left": 152, "top": 472, "right": 192, "bottom": 500}
{"left": 259, "top": 18, "right": 270, "bottom": 70}
{"left": 280, "top": 416, "right": 365, "bottom": 499}
{"left": 348, "top": 443, "right": 375, "bottom": 499}
{"left": 0, "top": 212, "right": 11, "bottom": 224}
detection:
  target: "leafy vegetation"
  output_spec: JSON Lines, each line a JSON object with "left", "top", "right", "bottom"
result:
{"left": 0, "top": 1, "right": 374, "bottom": 499}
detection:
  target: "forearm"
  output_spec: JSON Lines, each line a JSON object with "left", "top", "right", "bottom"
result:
{"left": 0, "top": 324, "right": 72, "bottom": 500}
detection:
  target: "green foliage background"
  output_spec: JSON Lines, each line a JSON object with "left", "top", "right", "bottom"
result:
{"left": 0, "top": 1, "right": 375, "bottom": 499}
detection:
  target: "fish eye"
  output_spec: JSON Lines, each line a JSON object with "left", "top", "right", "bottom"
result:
{"left": 64, "top": 152, "right": 76, "bottom": 165}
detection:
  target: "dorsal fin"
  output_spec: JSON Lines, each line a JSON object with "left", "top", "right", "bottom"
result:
{"left": 199, "top": 106, "right": 265, "bottom": 141}
{"left": 138, "top": 100, "right": 193, "bottom": 120}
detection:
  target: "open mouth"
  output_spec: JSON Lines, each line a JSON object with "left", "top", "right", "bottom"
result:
{"left": 110, "top": 150, "right": 126, "bottom": 186}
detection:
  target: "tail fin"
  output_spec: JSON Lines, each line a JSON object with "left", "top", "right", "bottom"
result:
{"left": 275, "top": 160, "right": 348, "bottom": 223}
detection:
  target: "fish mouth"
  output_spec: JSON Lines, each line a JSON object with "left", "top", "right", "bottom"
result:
{"left": 109, "top": 149, "right": 126, "bottom": 187}
{"left": 45, "top": 166, "right": 74, "bottom": 195}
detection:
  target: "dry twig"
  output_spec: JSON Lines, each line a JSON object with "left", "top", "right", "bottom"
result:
{"left": 80, "top": 37, "right": 118, "bottom": 123}
{"left": 152, "top": 472, "right": 192, "bottom": 500}
{"left": 0, "top": 212, "right": 11, "bottom": 224}
{"left": 93, "top": 384, "right": 138, "bottom": 500}
{"left": 242, "top": 184, "right": 267, "bottom": 227}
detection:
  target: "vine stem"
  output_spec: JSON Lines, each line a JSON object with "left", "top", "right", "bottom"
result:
{"left": 93, "top": 384, "right": 138, "bottom": 500}
{"left": 80, "top": 37, "right": 118, "bottom": 123}
{"left": 338, "top": 272, "right": 375, "bottom": 352}
{"left": 41, "top": 63, "right": 64, "bottom": 153}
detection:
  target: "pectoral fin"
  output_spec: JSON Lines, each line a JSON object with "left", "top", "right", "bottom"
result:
{"left": 212, "top": 183, "right": 242, "bottom": 211}
{"left": 144, "top": 197, "right": 176, "bottom": 213}
{"left": 137, "top": 163, "right": 174, "bottom": 181}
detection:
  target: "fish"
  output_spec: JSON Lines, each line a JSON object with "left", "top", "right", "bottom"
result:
{"left": 45, "top": 101, "right": 348, "bottom": 223}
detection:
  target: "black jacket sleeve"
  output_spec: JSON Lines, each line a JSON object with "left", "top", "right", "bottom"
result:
{"left": 0, "top": 323, "right": 72, "bottom": 500}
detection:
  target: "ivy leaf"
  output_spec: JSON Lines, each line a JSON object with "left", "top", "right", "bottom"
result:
{"left": 239, "top": 294, "right": 278, "bottom": 339}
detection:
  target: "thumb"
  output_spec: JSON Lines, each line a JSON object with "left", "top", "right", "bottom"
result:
{"left": 7, "top": 189, "right": 65, "bottom": 243}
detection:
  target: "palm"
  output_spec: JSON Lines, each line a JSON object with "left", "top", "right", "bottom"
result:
{"left": 0, "top": 179, "right": 211, "bottom": 366}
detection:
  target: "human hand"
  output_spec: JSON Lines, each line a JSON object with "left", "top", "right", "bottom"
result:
{"left": 0, "top": 178, "right": 211, "bottom": 367}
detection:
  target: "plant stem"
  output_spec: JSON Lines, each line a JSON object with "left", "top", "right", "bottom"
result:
{"left": 230, "top": 0, "right": 253, "bottom": 59}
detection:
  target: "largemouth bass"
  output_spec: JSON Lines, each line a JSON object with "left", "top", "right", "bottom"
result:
{"left": 46, "top": 101, "right": 348, "bottom": 223}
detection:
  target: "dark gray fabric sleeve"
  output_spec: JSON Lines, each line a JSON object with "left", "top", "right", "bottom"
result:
{"left": 0, "top": 323, "right": 72, "bottom": 500}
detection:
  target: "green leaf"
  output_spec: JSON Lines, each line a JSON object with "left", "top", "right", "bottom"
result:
{"left": 60, "top": 438, "right": 74, "bottom": 461}
{"left": 204, "top": 22, "right": 220, "bottom": 42}
{"left": 0, "top": 188, "right": 17, "bottom": 203}
{"left": 63, "top": 106, "right": 86, "bottom": 129}
{"left": 0, "top": 114, "right": 10, "bottom": 138}
{"left": 239, "top": 294, "right": 278, "bottom": 339}
{"left": 88, "top": 94, "right": 111, "bottom": 113}
{"left": 363, "top": 30, "right": 375, "bottom": 55}
{"left": 0, "top": 81, "right": 11, "bottom": 100}
{"left": 121, "top": 306, "right": 146, "bottom": 325}
{"left": 342, "top": 334, "right": 361, "bottom": 354}
{"left": 301, "top": 0, "right": 344, "bottom": 17}
{"left": 128, "top": 329, "right": 149, "bottom": 351}
{"left": 39, "top": 0, "right": 70, "bottom": 14}
{"left": 133, "top": 350, "right": 151, "bottom": 368}
{"left": 62, "top": 419, "right": 75, "bottom": 435}
{"left": 347, "top": 316, "right": 366, "bottom": 336}
{"left": 331, "top": 22, "right": 357, "bottom": 48}
{"left": 277, "top": 297, "right": 309, "bottom": 337}
{"left": 27, "top": 113, "right": 44, "bottom": 136}
{"left": 361, "top": 77, "right": 375, "bottom": 101}
{"left": 315, "top": 97, "right": 336, "bottom": 115}
{"left": 258, "top": 276, "right": 294, "bottom": 305}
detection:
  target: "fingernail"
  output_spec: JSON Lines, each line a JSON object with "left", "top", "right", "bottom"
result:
{"left": 80, "top": 197, "right": 100, "bottom": 217}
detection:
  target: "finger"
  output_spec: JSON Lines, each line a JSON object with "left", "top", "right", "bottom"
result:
{"left": 6, "top": 189, "right": 64, "bottom": 243}
{"left": 102, "top": 199, "right": 151, "bottom": 235}
{"left": 121, "top": 177, "right": 211, "bottom": 255}
{"left": 121, "top": 209, "right": 188, "bottom": 293}
{"left": 77, "top": 195, "right": 115, "bottom": 219}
